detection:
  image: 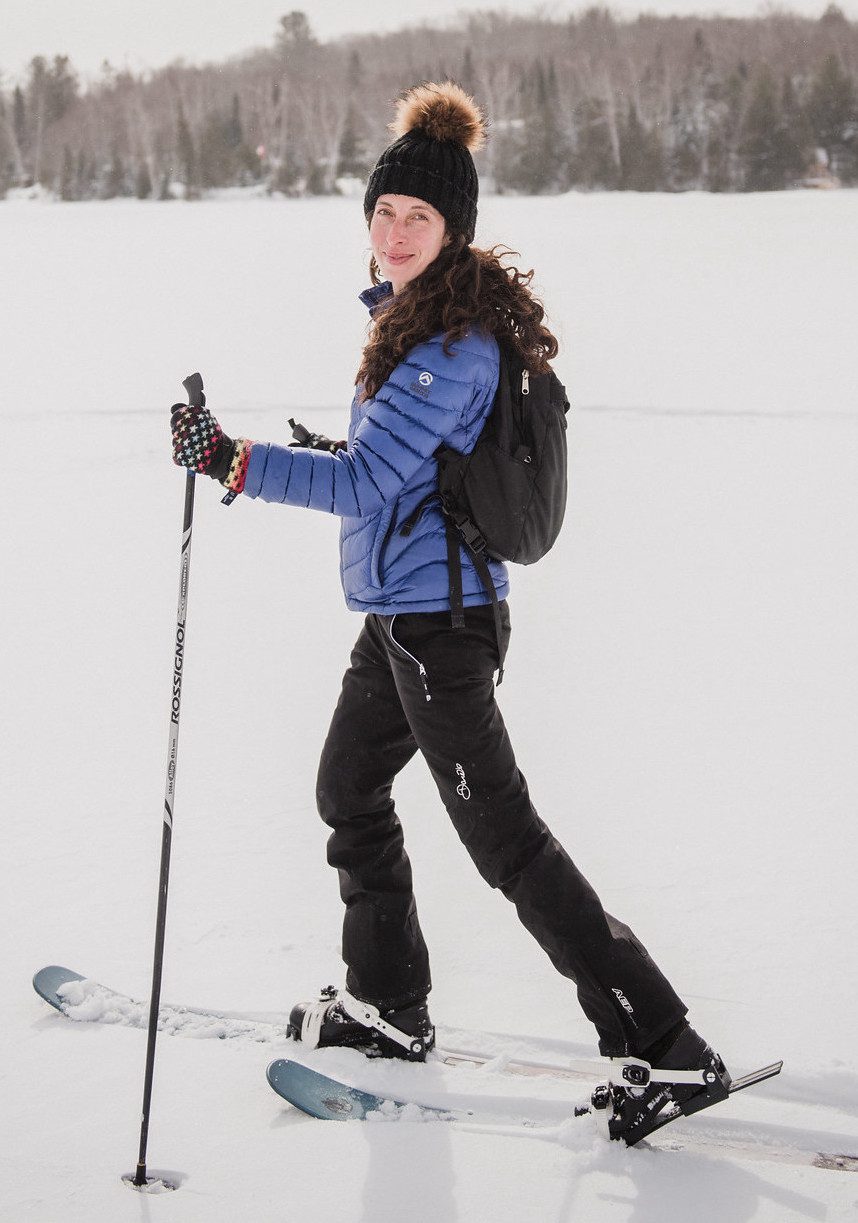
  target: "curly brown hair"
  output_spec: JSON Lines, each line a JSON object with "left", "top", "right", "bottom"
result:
{"left": 357, "top": 234, "right": 559, "bottom": 401}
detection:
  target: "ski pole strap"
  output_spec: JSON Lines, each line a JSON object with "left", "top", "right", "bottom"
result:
{"left": 288, "top": 417, "right": 345, "bottom": 453}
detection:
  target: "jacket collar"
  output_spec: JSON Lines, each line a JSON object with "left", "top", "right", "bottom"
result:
{"left": 359, "top": 281, "right": 393, "bottom": 316}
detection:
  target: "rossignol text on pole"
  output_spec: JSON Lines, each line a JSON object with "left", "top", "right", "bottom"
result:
{"left": 127, "top": 371, "right": 204, "bottom": 1193}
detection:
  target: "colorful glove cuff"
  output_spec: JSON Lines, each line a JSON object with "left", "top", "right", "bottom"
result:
{"left": 222, "top": 438, "right": 252, "bottom": 495}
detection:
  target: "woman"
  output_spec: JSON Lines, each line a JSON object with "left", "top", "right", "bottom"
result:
{"left": 170, "top": 82, "right": 728, "bottom": 1142}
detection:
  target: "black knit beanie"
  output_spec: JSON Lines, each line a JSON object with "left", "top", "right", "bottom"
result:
{"left": 364, "top": 82, "right": 486, "bottom": 245}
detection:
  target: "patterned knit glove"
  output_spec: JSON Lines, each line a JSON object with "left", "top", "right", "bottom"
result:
{"left": 170, "top": 403, "right": 253, "bottom": 495}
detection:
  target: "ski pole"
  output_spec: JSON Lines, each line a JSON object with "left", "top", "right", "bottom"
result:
{"left": 128, "top": 371, "right": 203, "bottom": 1192}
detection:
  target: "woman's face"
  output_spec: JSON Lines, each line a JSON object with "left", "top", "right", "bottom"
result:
{"left": 369, "top": 194, "right": 448, "bottom": 294}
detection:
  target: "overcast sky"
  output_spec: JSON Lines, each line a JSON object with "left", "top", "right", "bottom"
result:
{"left": 3, "top": 0, "right": 854, "bottom": 83}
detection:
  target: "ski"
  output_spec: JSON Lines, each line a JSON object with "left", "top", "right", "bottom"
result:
{"left": 266, "top": 1054, "right": 858, "bottom": 1174}
{"left": 32, "top": 967, "right": 663, "bottom": 1073}
{"left": 32, "top": 965, "right": 601, "bottom": 1078}
{"left": 33, "top": 966, "right": 857, "bottom": 1174}
{"left": 32, "top": 965, "right": 286, "bottom": 1042}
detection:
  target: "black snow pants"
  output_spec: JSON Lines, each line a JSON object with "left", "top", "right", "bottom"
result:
{"left": 315, "top": 602, "right": 687, "bottom": 1057}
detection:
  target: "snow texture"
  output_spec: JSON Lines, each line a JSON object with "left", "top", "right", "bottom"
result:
{"left": 2, "top": 190, "right": 857, "bottom": 1222}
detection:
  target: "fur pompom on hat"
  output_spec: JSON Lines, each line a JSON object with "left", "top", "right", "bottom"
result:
{"left": 391, "top": 82, "right": 486, "bottom": 151}
{"left": 364, "top": 82, "right": 487, "bottom": 244}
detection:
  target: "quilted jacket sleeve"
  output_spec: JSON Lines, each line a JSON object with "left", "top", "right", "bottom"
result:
{"left": 243, "top": 340, "right": 486, "bottom": 517}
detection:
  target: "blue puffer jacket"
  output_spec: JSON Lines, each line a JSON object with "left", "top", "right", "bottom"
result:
{"left": 243, "top": 284, "right": 510, "bottom": 615}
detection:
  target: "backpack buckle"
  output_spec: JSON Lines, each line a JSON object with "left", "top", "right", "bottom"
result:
{"left": 451, "top": 512, "right": 486, "bottom": 553}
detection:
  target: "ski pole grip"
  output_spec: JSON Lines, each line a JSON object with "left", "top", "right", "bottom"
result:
{"left": 182, "top": 372, "right": 205, "bottom": 408}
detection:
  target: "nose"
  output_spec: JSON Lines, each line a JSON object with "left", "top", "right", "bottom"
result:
{"left": 388, "top": 217, "right": 407, "bottom": 245}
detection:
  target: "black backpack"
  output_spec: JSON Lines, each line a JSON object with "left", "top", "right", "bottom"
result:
{"left": 401, "top": 341, "right": 571, "bottom": 682}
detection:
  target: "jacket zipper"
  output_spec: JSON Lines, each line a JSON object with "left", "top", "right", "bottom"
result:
{"left": 388, "top": 616, "right": 431, "bottom": 702}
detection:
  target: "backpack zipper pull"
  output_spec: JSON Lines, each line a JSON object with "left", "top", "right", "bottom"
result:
{"left": 521, "top": 369, "right": 530, "bottom": 396}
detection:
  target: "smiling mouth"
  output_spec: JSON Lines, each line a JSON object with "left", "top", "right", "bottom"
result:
{"left": 384, "top": 253, "right": 413, "bottom": 263}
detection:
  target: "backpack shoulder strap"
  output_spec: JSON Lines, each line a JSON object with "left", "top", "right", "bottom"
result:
{"left": 444, "top": 520, "right": 508, "bottom": 684}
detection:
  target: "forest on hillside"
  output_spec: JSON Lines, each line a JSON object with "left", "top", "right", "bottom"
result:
{"left": 1, "top": 5, "right": 856, "bottom": 200}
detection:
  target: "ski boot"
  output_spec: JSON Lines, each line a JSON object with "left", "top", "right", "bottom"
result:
{"left": 593, "top": 1024, "right": 732, "bottom": 1145}
{"left": 288, "top": 986, "right": 435, "bottom": 1062}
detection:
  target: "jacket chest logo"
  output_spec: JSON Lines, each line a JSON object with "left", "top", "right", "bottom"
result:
{"left": 410, "top": 371, "right": 434, "bottom": 400}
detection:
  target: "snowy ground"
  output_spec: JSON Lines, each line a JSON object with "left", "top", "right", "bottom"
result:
{"left": 1, "top": 191, "right": 857, "bottom": 1222}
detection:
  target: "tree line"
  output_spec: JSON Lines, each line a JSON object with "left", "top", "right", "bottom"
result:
{"left": 1, "top": 5, "right": 856, "bottom": 200}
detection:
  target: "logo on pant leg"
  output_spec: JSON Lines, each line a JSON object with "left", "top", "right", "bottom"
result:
{"left": 455, "top": 763, "right": 471, "bottom": 801}
{"left": 612, "top": 987, "right": 635, "bottom": 1016}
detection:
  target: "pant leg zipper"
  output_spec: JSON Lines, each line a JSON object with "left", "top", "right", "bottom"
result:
{"left": 388, "top": 616, "right": 431, "bottom": 702}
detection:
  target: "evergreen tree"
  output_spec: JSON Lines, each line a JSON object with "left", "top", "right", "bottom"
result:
{"left": 196, "top": 101, "right": 259, "bottom": 187}
{"left": 27, "top": 54, "right": 78, "bottom": 127}
{"left": 278, "top": 10, "right": 314, "bottom": 46}
{"left": 667, "top": 90, "right": 705, "bottom": 190}
{"left": 780, "top": 74, "right": 813, "bottom": 179}
{"left": 176, "top": 103, "right": 198, "bottom": 197}
{"left": 26, "top": 56, "right": 50, "bottom": 181}
{"left": 806, "top": 54, "right": 858, "bottom": 182}
{"left": 77, "top": 151, "right": 98, "bottom": 199}
{"left": 59, "top": 144, "right": 77, "bottom": 200}
{"left": 199, "top": 109, "right": 235, "bottom": 187}
{"left": 705, "top": 66, "right": 747, "bottom": 191}
{"left": 45, "top": 56, "right": 78, "bottom": 123}
{"left": 273, "top": 158, "right": 301, "bottom": 195}
{"left": 103, "top": 142, "right": 127, "bottom": 197}
{"left": 136, "top": 161, "right": 153, "bottom": 199}
{"left": 277, "top": 10, "right": 316, "bottom": 72}
{"left": 26, "top": 56, "right": 49, "bottom": 116}
{"left": 305, "top": 160, "right": 327, "bottom": 194}
{"left": 227, "top": 94, "right": 243, "bottom": 151}
{"left": 347, "top": 49, "right": 363, "bottom": 92}
{"left": 460, "top": 48, "right": 476, "bottom": 95}
{"left": 502, "top": 60, "right": 571, "bottom": 192}
{"left": 618, "top": 99, "right": 664, "bottom": 190}
{"left": 739, "top": 66, "right": 805, "bottom": 190}
{"left": 820, "top": 3, "right": 848, "bottom": 28}
{"left": 75, "top": 149, "right": 87, "bottom": 198}
{"left": 667, "top": 26, "right": 718, "bottom": 191}
{"left": 569, "top": 95, "right": 618, "bottom": 188}
{"left": 13, "top": 86, "right": 27, "bottom": 153}
{"left": 337, "top": 105, "right": 370, "bottom": 178}
{"left": 0, "top": 97, "right": 13, "bottom": 195}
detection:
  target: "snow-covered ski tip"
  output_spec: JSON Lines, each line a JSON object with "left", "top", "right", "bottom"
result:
{"left": 32, "top": 964, "right": 285, "bottom": 1041}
